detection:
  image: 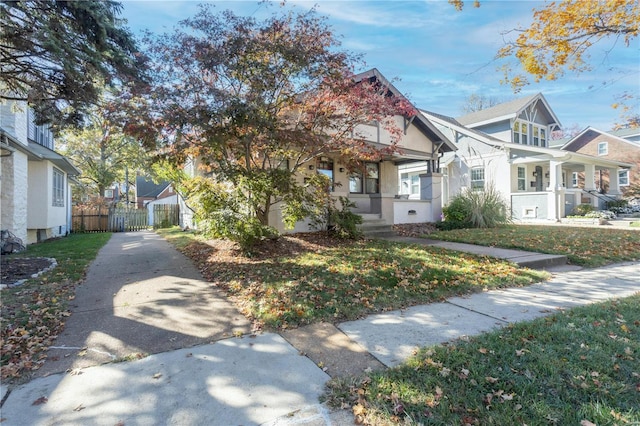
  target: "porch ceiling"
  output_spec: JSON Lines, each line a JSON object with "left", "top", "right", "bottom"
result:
{"left": 508, "top": 148, "right": 632, "bottom": 170}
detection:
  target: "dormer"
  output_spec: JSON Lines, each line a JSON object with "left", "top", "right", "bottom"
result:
{"left": 457, "top": 93, "right": 561, "bottom": 147}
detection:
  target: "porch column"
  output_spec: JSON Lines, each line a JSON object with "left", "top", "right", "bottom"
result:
{"left": 584, "top": 164, "right": 596, "bottom": 190}
{"left": 547, "top": 160, "right": 564, "bottom": 221}
{"left": 420, "top": 172, "right": 442, "bottom": 222}
{"left": 608, "top": 168, "right": 620, "bottom": 195}
{"left": 583, "top": 164, "right": 598, "bottom": 207}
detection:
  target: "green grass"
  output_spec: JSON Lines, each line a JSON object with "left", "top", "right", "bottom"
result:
{"left": 157, "top": 228, "right": 548, "bottom": 329}
{"left": 324, "top": 294, "right": 640, "bottom": 425}
{"left": 428, "top": 225, "right": 640, "bottom": 267}
{"left": 1, "top": 233, "right": 111, "bottom": 380}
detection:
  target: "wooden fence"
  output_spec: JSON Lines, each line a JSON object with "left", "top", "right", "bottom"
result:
{"left": 72, "top": 207, "right": 149, "bottom": 232}
{"left": 153, "top": 204, "right": 180, "bottom": 229}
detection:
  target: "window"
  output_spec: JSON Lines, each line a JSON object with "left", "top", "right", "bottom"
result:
{"left": 513, "top": 121, "right": 528, "bottom": 144}
{"left": 317, "top": 157, "right": 334, "bottom": 191}
{"left": 400, "top": 172, "right": 420, "bottom": 196}
{"left": 572, "top": 172, "right": 578, "bottom": 187}
{"left": 470, "top": 167, "right": 485, "bottom": 191}
{"left": 619, "top": 169, "right": 630, "bottom": 186}
{"left": 531, "top": 126, "right": 547, "bottom": 147}
{"left": 104, "top": 189, "right": 114, "bottom": 198}
{"left": 521, "top": 123, "right": 528, "bottom": 144}
{"left": 53, "top": 168, "right": 64, "bottom": 207}
{"left": 598, "top": 142, "right": 608, "bottom": 156}
{"left": 350, "top": 162, "right": 379, "bottom": 194}
{"left": 517, "top": 167, "right": 526, "bottom": 190}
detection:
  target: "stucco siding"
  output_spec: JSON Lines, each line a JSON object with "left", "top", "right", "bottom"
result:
{"left": 27, "top": 160, "right": 67, "bottom": 239}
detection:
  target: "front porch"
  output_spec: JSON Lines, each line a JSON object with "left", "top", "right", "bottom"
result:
{"left": 509, "top": 149, "right": 630, "bottom": 221}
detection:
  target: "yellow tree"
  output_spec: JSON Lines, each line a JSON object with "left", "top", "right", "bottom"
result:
{"left": 495, "top": 0, "right": 639, "bottom": 90}
{"left": 452, "top": 0, "right": 639, "bottom": 127}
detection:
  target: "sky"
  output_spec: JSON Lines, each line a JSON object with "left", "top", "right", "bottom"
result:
{"left": 119, "top": 0, "right": 640, "bottom": 133}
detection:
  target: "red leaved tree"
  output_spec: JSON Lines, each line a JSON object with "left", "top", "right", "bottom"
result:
{"left": 130, "top": 6, "right": 415, "bottom": 244}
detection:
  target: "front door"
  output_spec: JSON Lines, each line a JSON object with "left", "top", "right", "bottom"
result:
{"left": 535, "top": 166, "right": 544, "bottom": 192}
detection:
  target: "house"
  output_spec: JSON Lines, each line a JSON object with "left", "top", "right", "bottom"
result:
{"left": 1, "top": 101, "right": 80, "bottom": 244}
{"left": 558, "top": 127, "right": 640, "bottom": 199}
{"left": 417, "top": 93, "right": 632, "bottom": 221}
{"left": 265, "top": 68, "right": 457, "bottom": 232}
{"left": 135, "top": 175, "right": 192, "bottom": 227}
{"left": 135, "top": 176, "right": 175, "bottom": 209}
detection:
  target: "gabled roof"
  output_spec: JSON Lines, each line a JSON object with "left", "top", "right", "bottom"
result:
{"left": 561, "top": 126, "right": 640, "bottom": 151}
{"left": 609, "top": 127, "right": 640, "bottom": 141}
{"left": 456, "top": 93, "right": 561, "bottom": 130}
{"left": 136, "top": 176, "right": 171, "bottom": 198}
{"left": 420, "top": 109, "right": 505, "bottom": 146}
{"left": 421, "top": 111, "right": 633, "bottom": 170}
{"left": 353, "top": 68, "right": 456, "bottom": 153}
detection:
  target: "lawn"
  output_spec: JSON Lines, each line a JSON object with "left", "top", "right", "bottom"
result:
{"left": 0, "top": 233, "right": 111, "bottom": 380}
{"left": 324, "top": 294, "right": 640, "bottom": 425}
{"left": 157, "top": 228, "right": 548, "bottom": 330}
{"left": 428, "top": 224, "right": 640, "bottom": 267}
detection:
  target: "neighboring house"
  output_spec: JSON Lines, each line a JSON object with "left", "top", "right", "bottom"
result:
{"left": 135, "top": 176, "right": 175, "bottom": 209}
{"left": 265, "top": 68, "right": 457, "bottom": 232}
{"left": 1, "top": 101, "right": 80, "bottom": 244}
{"left": 558, "top": 127, "right": 640, "bottom": 198}
{"left": 417, "top": 93, "right": 632, "bottom": 221}
{"left": 135, "top": 175, "right": 193, "bottom": 227}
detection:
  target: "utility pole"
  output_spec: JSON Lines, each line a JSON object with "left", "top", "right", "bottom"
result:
{"left": 125, "top": 166, "right": 129, "bottom": 207}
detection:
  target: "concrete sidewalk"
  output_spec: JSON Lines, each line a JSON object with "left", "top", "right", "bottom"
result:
{"left": 1, "top": 231, "right": 638, "bottom": 425}
{"left": 382, "top": 236, "right": 570, "bottom": 270}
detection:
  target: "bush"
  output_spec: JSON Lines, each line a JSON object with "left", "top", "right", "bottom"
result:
{"left": 583, "top": 210, "right": 616, "bottom": 220}
{"left": 572, "top": 203, "right": 595, "bottom": 216}
{"left": 441, "top": 185, "right": 510, "bottom": 229}
{"left": 606, "top": 199, "right": 630, "bottom": 214}
{"left": 329, "top": 197, "right": 363, "bottom": 239}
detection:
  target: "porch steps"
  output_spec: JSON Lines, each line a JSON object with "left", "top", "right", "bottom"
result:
{"left": 357, "top": 215, "right": 397, "bottom": 239}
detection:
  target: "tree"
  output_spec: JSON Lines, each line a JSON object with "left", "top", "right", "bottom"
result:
{"left": 494, "top": 0, "right": 639, "bottom": 92}
{"left": 0, "top": 0, "right": 146, "bottom": 127}
{"left": 58, "top": 94, "right": 149, "bottom": 202}
{"left": 452, "top": 1, "right": 639, "bottom": 128}
{"left": 135, "top": 6, "right": 415, "bottom": 247}
{"left": 460, "top": 93, "right": 501, "bottom": 114}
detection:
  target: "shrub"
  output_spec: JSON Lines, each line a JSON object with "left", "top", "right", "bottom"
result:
{"left": 583, "top": 210, "right": 616, "bottom": 220}
{"left": 606, "top": 199, "right": 629, "bottom": 214}
{"left": 441, "top": 184, "right": 510, "bottom": 229}
{"left": 329, "top": 196, "right": 363, "bottom": 239}
{"left": 572, "top": 203, "right": 595, "bottom": 216}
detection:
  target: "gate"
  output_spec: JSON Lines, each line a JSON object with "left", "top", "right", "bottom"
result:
{"left": 153, "top": 204, "right": 180, "bottom": 228}
{"left": 72, "top": 207, "right": 149, "bottom": 232}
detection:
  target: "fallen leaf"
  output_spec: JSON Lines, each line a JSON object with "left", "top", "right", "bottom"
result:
{"left": 353, "top": 403, "right": 366, "bottom": 416}
{"left": 485, "top": 376, "right": 499, "bottom": 384}
{"left": 152, "top": 373, "right": 162, "bottom": 379}
{"left": 73, "top": 404, "right": 85, "bottom": 412}
{"left": 580, "top": 421, "right": 596, "bottom": 426}
{"left": 32, "top": 396, "right": 48, "bottom": 406}
{"left": 478, "top": 348, "right": 488, "bottom": 354}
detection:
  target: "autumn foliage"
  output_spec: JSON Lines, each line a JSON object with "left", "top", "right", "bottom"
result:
{"left": 496, "top": 0, "right": 639, "bottom": 91}
{"left": 132, "top": 6, "right": 415, "bottom": 244}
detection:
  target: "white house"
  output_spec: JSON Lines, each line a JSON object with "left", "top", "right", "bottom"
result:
{"left": 1, "top": 101, "right": 80, "bottom": 244}
{"left": 413, "top": 94, "right": 632, "bottom": 221}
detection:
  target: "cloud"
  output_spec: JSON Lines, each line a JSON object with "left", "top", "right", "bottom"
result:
{"left": 287, "top": 0, "right": 455, "bottom": 29}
